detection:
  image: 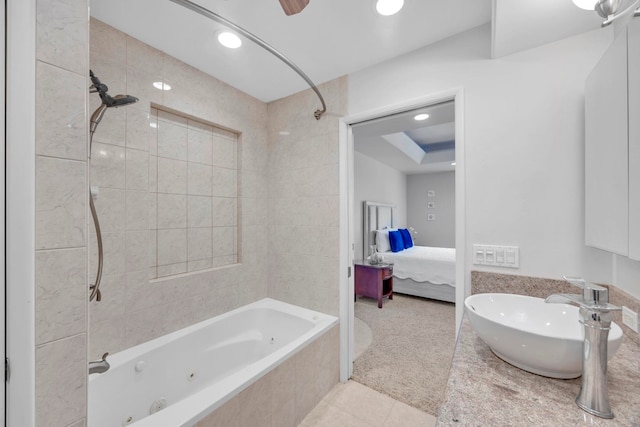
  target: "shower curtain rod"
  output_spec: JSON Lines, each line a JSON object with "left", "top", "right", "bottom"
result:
{"left": 169, "top": 0, "right": 327, "bottom": 120}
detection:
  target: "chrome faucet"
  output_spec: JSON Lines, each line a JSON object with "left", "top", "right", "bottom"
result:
{"left": 88, "top": 352, "right": 110, "bottom": 375}
{"left": 545, "top": 276, "right": 621, "bottom": 419}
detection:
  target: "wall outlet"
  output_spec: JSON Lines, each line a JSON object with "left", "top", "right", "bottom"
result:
{"left": 622, "top": 306, "right": 639, "bottom": 333}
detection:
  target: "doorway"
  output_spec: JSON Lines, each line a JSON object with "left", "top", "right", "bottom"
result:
{"left": 338, "top": 88, "right": 466, "bottom": 403}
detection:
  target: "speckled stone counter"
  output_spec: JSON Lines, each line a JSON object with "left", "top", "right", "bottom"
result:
{"left": 436, "top": 318, "right": 640, "bottom": 426}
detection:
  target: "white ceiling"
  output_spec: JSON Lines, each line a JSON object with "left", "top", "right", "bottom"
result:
{"left": 90, "top": 0, "right": 611, "bottom": 173}
{"left": 91, "top": 0, "right": 492, "bottom": 103}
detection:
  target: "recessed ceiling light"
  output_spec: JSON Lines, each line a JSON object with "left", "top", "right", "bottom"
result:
{"left": 153, "top": 81, "right": 171, "bottom": 91}
{"left": 451, "top": 162, "right": 456, "bottom": 166}
{"left": 217, "top": 31, "right": 242, "bottom": 49}
{"left": 414, "top": 113, "right": 430, "bottom": 121}
{"left": 376, "top": 0, "right": 404, "bottom": 16}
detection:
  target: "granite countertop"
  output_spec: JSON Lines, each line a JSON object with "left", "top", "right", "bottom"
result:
{"left": 437, "top": 318, "right": 640, "bottom": 426}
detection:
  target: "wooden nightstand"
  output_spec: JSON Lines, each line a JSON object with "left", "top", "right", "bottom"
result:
{"left": 354, "top": 261, "right": 393, "bottom": 308}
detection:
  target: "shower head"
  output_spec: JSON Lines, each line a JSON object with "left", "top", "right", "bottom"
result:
{"left": 90, "top": 69, "right": 139, "bottom": 108}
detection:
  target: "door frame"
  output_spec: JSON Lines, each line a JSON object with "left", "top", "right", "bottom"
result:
{"left": 339, "top": 88, "right": 466, "bottom": 381}
{"left": 6, "top": 0, "right": 37, "bottom": 425}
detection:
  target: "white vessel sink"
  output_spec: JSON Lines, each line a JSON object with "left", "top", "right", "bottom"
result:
{"left": 464, "top": 293, "right": 623, "bottom": 379}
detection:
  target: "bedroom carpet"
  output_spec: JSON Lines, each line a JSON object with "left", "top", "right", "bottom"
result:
{"left": 352, "top": 293, "right": 456, "bottom": 415}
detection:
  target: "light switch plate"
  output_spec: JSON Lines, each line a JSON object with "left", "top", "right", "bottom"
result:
{"left": 622, "top": 306, "right": 639, "bottom": 333}
{"left": 473, "top": 244, "right": 519, "bottom": 268}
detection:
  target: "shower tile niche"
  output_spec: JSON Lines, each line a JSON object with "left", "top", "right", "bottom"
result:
{"left": 149, "top": 107, "right": 239, "bottom": 278}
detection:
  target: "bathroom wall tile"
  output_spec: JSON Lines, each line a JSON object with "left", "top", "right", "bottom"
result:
{"left": 149, "top": 109, "right": 158, "bottom": 155}
{"left": 36, "top": 334, "right": 86, "bottom": 427}
{"left": 188, "top": 162, "right": 213, "bottom": 196}
{"left": 89, "top": 317, "right": 126, "bottom": 359}
{"left": 125, "top": 190, "right": 149, "bottom": 231}
{"left": 126, "top": 36, "right": 164, "bottom": 79}
{"left": 36, "top": 62, "right": 86, "bottom": 160}
{"left": 163, "top": 294, "right": 207, "bottom": 333}
{"left": 188, "top": 228, "right": 212, "bottom": 261}
{"left": 89, "top": 273, "right": 125, "bottom": 324}
{"left": 90, "top": 104, "right": 127, "bottom": 147}
{"left": 66, "top": 418, "right": 86, "bottom": 427}
{"left": 212, "top": 255, "right": 237, "bottom": 269}
{"left": 35, "top": 248, "right": 87, "bottom": 345}
{"left": 124, "top": 269, "right": 165, "bottom": 313}
{"left": 238, "top": 369, "right": 273, "bottom": 427}
{"left": 270, "top": 357, "right": 297, "bottom": 418}
{"left": 211, "top": 167, "right": 237, "bottom": 198}
{"left": 197, "top": 395, "right": 240, "bottom": 427}
{"left": 157, "top": 157, "right": 187, "bottom": 194}
{"left": 212, "top": 227, "right": 235, "bottom": 258}
{"left": 158, "top": 120, "right": 188, "bottom": 161}
{"left": 126, "top": 106, "right": 153, "bottom": 151}
{"left": 126, "top": 67, "right": 163, "bottom": 108}
{"left": 157, "top": 193, "right": 187, "bottom": 229}
{"left": 212, "top": 134, "right": 237, "bottom": 169}
{"left": 93, "top": 188, "right": 125, "bottom": 232}
{"left": 123, "top": 304, "right": 169, "bottom": 349}
{"left": 36, "top": 156, "right": 86, "bottom": 250}
{"left": 149, "top": 230, "right": 157, "bottom": 267}
{"left": 188, "top": 128, "right": 213, "bottom": 165}
{"left": 91, "top": 142, "right": 126, "bottom": 188}
{"left": 90, "top": 231, "right": 125, "bottom": 276}
{"left": 212, "top": 197, "right": 237, "bottom": 227}
{"left": 149, "top": 194, "right": 157, "bottom": 229}
{"left": 157, "top": 229, "right": 187, "bottom": 265}
{"left": 158, "top": 109, "right": 188, "bottom": 127}
{"left": 157, "top": 262, "right": 187, "bottom": 277}
{"left": 188, "top": 196, "right": 213, "bottom": 228}
{"left": 126, "top": 148, "right": 149, "bottom": 190}
{"left": 188, "top": 258, "right": 213, "bottom": 272}
{"left": 188, "top": 118, "right": 213, "bottom": 134}
{"left": 125, "top": 231, "right": 148, "bottom": 272}
{"left": 90, "top": 18, "right": 126, "bottom": 75}
{"left": 36, "top": 0, "right": 87, "bottom": 75}
{"left": 149, "top": 154, "right": 158, "bottom": 192}
{"left": 241, "top": 169, "right": 268, "bottom": 199}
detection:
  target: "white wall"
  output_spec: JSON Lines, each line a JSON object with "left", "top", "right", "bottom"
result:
{"left": 348, "top": 24, "right": 640, "bottom": 297}
{"left": 407, "top": 172, "right": 455, "bottom": 248}
{"left": 354, "top": 150, "right": 407, "bottom": 260}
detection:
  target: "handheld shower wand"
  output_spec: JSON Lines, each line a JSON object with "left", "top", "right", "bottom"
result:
{"left": 89, "top": 70, "right": 138, "bottom": 302}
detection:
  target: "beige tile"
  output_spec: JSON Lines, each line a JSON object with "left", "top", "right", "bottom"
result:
{"left": 125, "top": 67, "right": 163, "bottom": 108}
{"left": 91, "top": 142, "right": 126, "bottom": 189}
{"left": 188, "top": 162, "right": 213, "bottom": 196}
{"left": 35, "top": 248, "right": 87, "bottom": 345}
{"left": 125, "top": 190, "right": 149, "bottom": 231}
{"left": 238, "top": 372, "right": 272, "bottom": 427}
{"left": 92, "top": 188, "right": 125, "bottom": 232}
{"left": 35, "top": 62, "right": 86, "bottom": 160}
{"left": 157, "top": 229, "right": 187, "bottom": 265}
{"left": 36, "top": 156, "right": 86, "bottom": 250}
{"left": 188, "top": 196, "right": 213, "bottom": 228}
{"left": 126, "top": 148, "right": 149, "bottom": 190}
{"left": 329, "top": 381, "right": 395, "bottom": 426}
{"left": 211, "top": 167, "right": 237, "bottom": 197}
{"left": 36, "top": 0, "right": 87, "bottom": 75}
{"left": 157, "top": 193, "right": 187, "bottom": 229}
{"left": 126, "top": 106, "right": 153, "bottom": 151}
{"left": 299, "top": 403, "right": 372, "bottom": 427}
{"left": 89, "top": 230, "right": 125, "bottom": 276}
{"left": 89, "top": 317, "right": 126, "bottom": 359}
{"left": 383, "top": 401, "right": 436, "bottom": 427}
{"left": 66, "top": 417, "right": 86, "bottom": 427}
{"left": 211, "top": 227, "right": 235, "bottom": 258}
{"left": 149, "top": 154, "right": 158, "bottom": 192}
{"left": 149, "top": 230, "right": 157, "bottom": 268}
{"left": 89, "top": 273, "right": 125, "bottom": 323}
{"left": 124, "top": 269, "right": 166, "bottom": 313}
{"left": 188, "top": 227, "right": 212, "bottom": 261}
{"left": 196, "top": 397, "right": 239, "bottom": 427}
{"left": 90, "top": 18, "right": 126, "bottom": 77}
{"left": 90, "top": 104, "right": 126, "bottom": 147}
{"left": 188, "top": 127, "right": 213, "bottom": 165}
{"left": 188, "top": 258, "right": 213, "bottom": 272}
{"left": 125, "top": 230, "right": 148, "bottom": 272}
{"left": 157, "top": 157, "right": 187, "bottom": 194}
{"left": 36, "top": 334, "right": 87, "bottom": 427}
{"left": 149, "top": 109, "right": 159, "bottom": 155}
{"left": 158, "top": 109, "right": 188, "bottom": 127}
{"left": 123, "top": 304, "right": 169, "bottom": 348}
{"left": 157, "top": 262, "right": 187, "bottom": 277}
{"left": 158, "top": 119, "right": 188, "bottom": 161}
{"left": 212, "top": 197, "right": 237, "bottom": 227}
{"left": 126, "top": 36, "right": 164, "bottom": 77}
{"left": 212, "top": 134, "right": 237, "bottom": 169}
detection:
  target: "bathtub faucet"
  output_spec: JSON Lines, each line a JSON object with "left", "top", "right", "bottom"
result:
{"left": 545, "top": 276, "right": 621, "bottom": 419}
{"left": 88, "top": 352, "right": 110, "bottom": 375}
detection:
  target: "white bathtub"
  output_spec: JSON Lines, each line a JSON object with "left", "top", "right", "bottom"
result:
{"left": 88, "top": 298, "right": 338, "bottom": 427}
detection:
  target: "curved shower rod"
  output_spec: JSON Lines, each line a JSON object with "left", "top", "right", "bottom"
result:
{"left": 169, "top": 0, "right": 327, "bottom": 120}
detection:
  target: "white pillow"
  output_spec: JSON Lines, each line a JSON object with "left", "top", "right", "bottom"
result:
{"left": 375, "top": 229, "right": 395, "bottom": 253}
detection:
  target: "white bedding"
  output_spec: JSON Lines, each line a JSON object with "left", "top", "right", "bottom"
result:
{"left": 378, "top": 246, "right": 456, "bottom": 286}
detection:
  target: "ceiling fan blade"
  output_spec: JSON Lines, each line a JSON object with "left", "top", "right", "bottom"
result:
{"left": 279, "top": 0, "right": 310, "bottom": 15}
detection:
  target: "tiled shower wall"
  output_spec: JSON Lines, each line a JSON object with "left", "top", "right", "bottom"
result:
{"left": 88, "top": 18, "right": 269, "bottom": 359}
{"left": 267, "top": 77, "right": 348, "bottom": 316}
{"left": 35, "top": 0, "right": 89, "bottom": 425}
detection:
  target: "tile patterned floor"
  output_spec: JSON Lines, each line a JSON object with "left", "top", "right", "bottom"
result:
{"left": 299, "top": 380, "right": 437, "bottom": 427}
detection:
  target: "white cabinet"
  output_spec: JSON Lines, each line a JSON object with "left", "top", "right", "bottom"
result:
{"left": 585, "top": 19, "right": 640, "bottom": 260}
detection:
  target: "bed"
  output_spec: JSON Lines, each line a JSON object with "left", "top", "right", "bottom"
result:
{"left": 362, "top": 201, "right": 456, "bottom": 303}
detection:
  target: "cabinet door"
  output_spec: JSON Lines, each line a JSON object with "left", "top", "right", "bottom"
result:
{"left": 585, "top": 30, "right": 629, "bottom": 255}
{"left": 629, "top": 19, "right": 640, "bottom": 260}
